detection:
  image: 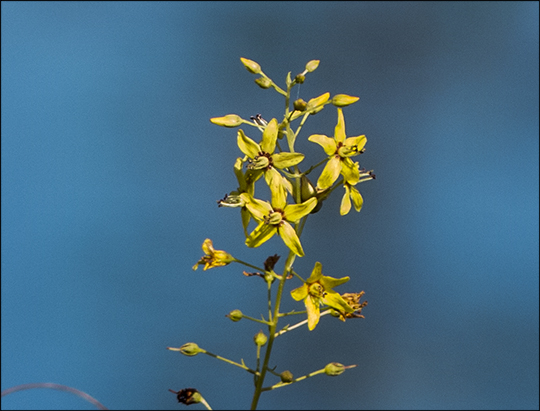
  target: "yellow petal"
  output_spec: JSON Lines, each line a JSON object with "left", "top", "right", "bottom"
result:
{"left": 272, "top": 152, "right": 305, "bottom": 169}
{"left": 308, "top": 134, "right": 336, "bottom": 156}
{"left": 317, "top": 156, "right": 342, "bottom": 190}
{"left": 306, "top": 296, "right": 321, "bottom": 330}
{"left": 283, "top": 197, "right": 317, "bottom": 223}
{"left": 279, "top": 221, "right": 304, "bottom": 257}
{"left": 291, "top": 284, "right": 309, "bottom": 301}
{"left": 246, "top": 223, "right": 277, "bottom": 248}
{"left": 350, "top": 185, "right": 363, "bottom": 212}
{"left": 340, "top": 185, "right": 352, "bottom": 216}
{"left": 334, "top": 108, "right": 346, "bottom": 143}
{"left": 340, "top": 159, "right": 360, "bottom": 185}
{"left": 260, "top": 118, "right": 278, "bottom": 154}
{"left": 237, "top": 129, "right": 261, "bottom": 158}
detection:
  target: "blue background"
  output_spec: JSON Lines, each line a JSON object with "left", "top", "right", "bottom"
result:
{"left": 2, "top": 2, "right": 538, "bottom": 410}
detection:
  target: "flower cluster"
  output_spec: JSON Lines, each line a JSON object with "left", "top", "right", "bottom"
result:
{"left": 175, "top": 58, "right": 376, "bottom": 410}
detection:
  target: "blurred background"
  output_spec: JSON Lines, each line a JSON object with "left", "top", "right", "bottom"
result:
{"left": 2, "top": 2, "right": 538, "bottom": 410}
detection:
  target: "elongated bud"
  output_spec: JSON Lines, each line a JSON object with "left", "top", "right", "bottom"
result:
{"left": 210, "top": 114, "right": 242, "bottom": 127}
{"left": 240, "top": 57, "right": 261, "bottom": 74}
{"left": 305, "top": 60, "right": 320, "bottom": 72}
{"left": 306, "top": 92, "right": 330, "bottom": 114}
{"left": 254, "top": 330, "right": 268, "bottom": 347}
{"left": 332, "top": 94, "right": 360, "bottom": 107}
{"left": 324, "top": 362, "right": 357, "bottom": 376}
{"left": 226, "top": 309, "right": 243, "bottom": 322}
{"left": 167, "top": 342, "right": 203, "bottom": 356}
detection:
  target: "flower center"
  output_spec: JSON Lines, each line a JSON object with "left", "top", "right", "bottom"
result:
{"left": 248, "top": 152, "right": 272, "bottom": 170}
{"left": 264, "top": 210, "right": 283, "bottom": 225}
{"left": 308, "top": 282, "right": 325, "bottom": 298}
{"left": 337, "top": 142, "right": 358, "bottom": 158}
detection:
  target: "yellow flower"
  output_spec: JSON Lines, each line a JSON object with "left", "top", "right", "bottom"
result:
{"left": 290, "top": 262, "right": 354, "bottom": 330}
{"left": 237, "top": 118, "right": 304, "bottom": 192}
{"left": 240, "top": 190, "right": 317, "bottom": 257}
{"left": 192, "top": 239, "right": 234, "bottom": 271}
{"left": 308, "top": 108, "right": 367, "bottom": 190}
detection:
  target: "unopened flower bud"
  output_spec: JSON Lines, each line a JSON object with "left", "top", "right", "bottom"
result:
{"left": 226, "top": 309, "right": 243, "bottom": 322}
{"left": 306, "top": 92, "right": 330, "bottom": 113}
{"left": 324, "top": 362, "right": 356, "bottom": 376}
{"left": 210, "top": 114, "right": 242, "bottom": 128}
{"left": 240, "top": 57, "right": 261, "bottom": 74}
{"left": 305, "top": 60, "right": 320, "bottom": 72}
{"left": 300, "top": 175, "right": 317, "bottom": 202}
{"left": 179, "top": 343, "right": 202, "bottom": 356}
{"left": 325, "top": 362, "right": 345, "bottom": 376}
{"left": 280, "top": 370, "right": 294, "bottom": 383}
{"left": 254, "top": 330, "right": 268, "bottom": 347}
{"left": 332, "top": 94, "right": 360, "bottom": 107}
{"left": 255, "top": 77, "right": 272, "bottom": 89}
{"left": 293, "top": 99, "right": 308, "bottom": 111}
{"left": 294, "top": 74, "right": 305, "bottom": 84}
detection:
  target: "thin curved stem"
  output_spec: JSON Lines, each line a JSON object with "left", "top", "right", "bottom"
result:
{"left": 1, "top": 383, "right": 108, "bottom": 410}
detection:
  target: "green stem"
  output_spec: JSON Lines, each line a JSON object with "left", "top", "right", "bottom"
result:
{"left": 202, "top": 350, "right": 259, "bottom": 375}
{"left": 241, "top": 314, "right": 271, "bottom": 325}
{"left": 250, "top": 250, "right": 297, "bottom": 410}
{"left": 198, "top": 396, "right": 213, "bottom": 410}
{"left": 261, "top": 368, "right": 327, "bottom": 392}
{"left": 274, "top": 310, "right": 332, "bottom": 337}
{"left": 233, "top": 258, "right": 266, "bottom": 273}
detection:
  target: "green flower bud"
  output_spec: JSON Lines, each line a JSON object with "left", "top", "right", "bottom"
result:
{"left": 293, "top": 99, "right": 308, "bottom": 112}
{"left": 280, "top": 370, "right": 294, "bottom": 383}
{"left": 254, "top": 330, "right": 268, "bottom": 347}
{"left": 226, "top": 309, "right": 243, "bottom": 322}
{"left": 324, "top": 362, "right": 356, "bottom": 376}
{"left": 179, "top": 343, "right": 202, "bottom": 356}
{"left": 305, "top": 60, "right": 320, "bottom": 72}
{"left": 255, "top": 77, "right": 272, "bottom": 89}
{"left": 295, "top": 74, "right": 305, "bottom": 84}
{"left": 306, "top": 92, "right": 330, "bottom": 114}
{"left": 210, "top": 114, "right": 242, "bottom": 127}
{"left": 324, "top": 362, "right": 345, "bottom": 376}
{"left": 240, "top": 57, "right": 262, "bottom": 74}
{"left": 332, "top": 94, "right": 360, "bottom": 107}
{"left": 300, "top": 175, "right": 317, "bottom": 202}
